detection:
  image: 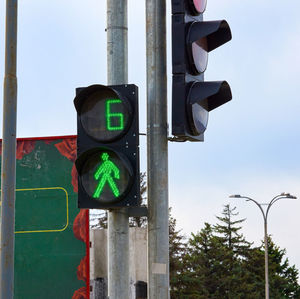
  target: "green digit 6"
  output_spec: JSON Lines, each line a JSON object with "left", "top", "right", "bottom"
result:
{"left": 106, "top": 99, "right": 124, "bottom": 131}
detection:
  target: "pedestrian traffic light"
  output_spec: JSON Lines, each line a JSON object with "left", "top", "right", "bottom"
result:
{"left": 171, "top": 0, "right": 232, "bottom": 141}
{"left": 74, "top": 84, "right": 139, "bottom": 209}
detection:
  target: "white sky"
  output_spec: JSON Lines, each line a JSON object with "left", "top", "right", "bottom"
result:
{"left": 1, "top": 0, "right": 300, "bottom": 274}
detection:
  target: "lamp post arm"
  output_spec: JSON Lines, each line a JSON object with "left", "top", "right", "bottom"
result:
{"left": 266, "top": 195, "right": 287, "bottom": 219}
{"left": 242, "top": 196, "right": 266, "bottom": 222}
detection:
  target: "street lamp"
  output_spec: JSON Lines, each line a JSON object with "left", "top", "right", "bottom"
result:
{"left": 229, "top": 192, "right": 297, "bottom": 299}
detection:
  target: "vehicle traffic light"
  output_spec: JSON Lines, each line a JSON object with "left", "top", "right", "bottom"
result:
{"left": 172, "top": 0, "right": 232, "bottom": 141}
{"left": 74, "top": 84, "right": 139, "bottom": 209}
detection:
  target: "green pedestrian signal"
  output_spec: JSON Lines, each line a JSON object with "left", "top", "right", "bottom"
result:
{"left": 93, "top": 152, "right": 120, "bottom": 199}
{"left": 74, "top": 84, "right": 139, "bottom": 209}
{"left": 79, "top": 148, "right": 133, "bottom": 205}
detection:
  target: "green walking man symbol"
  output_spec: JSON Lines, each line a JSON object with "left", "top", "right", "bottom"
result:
{"left": 93, "top": 152, "right": 121, "bottom": 199}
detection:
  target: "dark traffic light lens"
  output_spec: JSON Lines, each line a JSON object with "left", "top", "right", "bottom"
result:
{"left": 192, "top": 37, "right": 208, "bottom": 74}
{"left": 80, "top": 149, "right": 133, "bottom": 204}
{"left": 80, "top": 89, "right": 132, "bottom": 142}
{"left": 188, "top": 0, "right": 207, "bottom": 15}
{"left": 189, "top": 103, "right": 208, "bottom": 135}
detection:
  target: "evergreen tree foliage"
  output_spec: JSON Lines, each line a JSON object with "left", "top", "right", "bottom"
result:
{"left": 214, "top": 205, "right": 252, "bottom": 298}
{"left": 170, "top": 204, "right": 300, "bottom": 299}
{"left": 171, "top": 223, "right": 228, "bottom": 298}
{"left": 214, "top": 204, "right": 252, "bottom": 254}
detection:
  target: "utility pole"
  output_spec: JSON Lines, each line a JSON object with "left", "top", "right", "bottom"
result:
{"left": 1, "top": 0, "right": 18, "bottom": 298}
{"left": 106, "top": 0, "right": 129, "bottom": 298}
{"left": 146, "top": 0, "right": 169, "bottom": 298}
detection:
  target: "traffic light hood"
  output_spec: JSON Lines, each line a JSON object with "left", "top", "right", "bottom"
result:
{"left": 188, "top": 81, "right": 232, "bottom": 111}
{"left": 74, "top": 84, "right": 121, "bottom": 113}
{"left": 188, "top": 20, "right": 232, "bottom": 52}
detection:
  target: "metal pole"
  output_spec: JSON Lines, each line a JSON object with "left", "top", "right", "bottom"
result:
{"left": 146, "top": 0, "right": 169, "bottom": 298}
{"left": 106, "top": 1, "right": 129, "bottom": 298}
{"left": 264, "top": 219, "right": 269, "bottom": 299}
{"left": 1, "top": 0, "right": 18, "bottom": 298}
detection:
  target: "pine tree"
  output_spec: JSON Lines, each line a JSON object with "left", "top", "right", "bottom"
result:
{"left": 171, "top": 223, "right": 229, "bottom": 298}
{"left": 212, "top": 204, "right": 253, "bottom": 298}
{"left": 214, "top": 204, "right": 252, "bottom": 255}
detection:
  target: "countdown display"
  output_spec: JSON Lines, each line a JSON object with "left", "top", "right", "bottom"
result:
{"left": 80, "top": 88, "right": 132, "bottom": 142}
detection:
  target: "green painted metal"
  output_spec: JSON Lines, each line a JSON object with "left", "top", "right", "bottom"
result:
{"left": 0, "top": 137, "right": 87, "bottom": 299}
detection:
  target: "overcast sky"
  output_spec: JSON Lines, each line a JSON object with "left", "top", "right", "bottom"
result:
{"left": 1, "top": 0, "right": 300, "bottom": 273}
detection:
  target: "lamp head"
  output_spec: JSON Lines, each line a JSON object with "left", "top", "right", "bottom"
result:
{"left": 281, "top": 192, "right": 297, "bottom": 199}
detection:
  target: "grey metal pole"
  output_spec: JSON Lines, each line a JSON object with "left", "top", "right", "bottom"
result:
{"left": 107, "top": 0, "right": 128, "bottom": 85}
{"left": 236, "top": 197, "right": 269, "bottom": 299}
{"left": 106, "top": 1, "right": 129, "bottom": 298}
{"left": 264, "top": 219, "right": 269, "bottom": 299}
{"left": 1, "top": 0, "right": 18, "bottom": 298}
{"left": 146, "top": 0, "right": 169, "bottom": 298}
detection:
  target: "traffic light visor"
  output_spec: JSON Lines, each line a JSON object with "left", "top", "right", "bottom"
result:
{"left": 188, "top": 20, "right": 232, "bottom": 52}
{"left": 189, "top": 81, "right": 232, "bottom": 112}
{"left": 187, "top": 21, "right": 231, "bottom": 75}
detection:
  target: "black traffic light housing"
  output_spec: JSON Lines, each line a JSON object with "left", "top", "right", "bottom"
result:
{"left": 172, "top": 0, "right": 232, "bottom": 141}
{"left": 74, "top": 84, "right": 140, "bottom": 209}
{"left": 173, "top": 78, "right": 231, "bottom": 139}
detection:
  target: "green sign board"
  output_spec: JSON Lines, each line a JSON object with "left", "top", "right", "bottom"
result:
{"left": 0, "top": 136, "right": 89, "bottom": 299}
